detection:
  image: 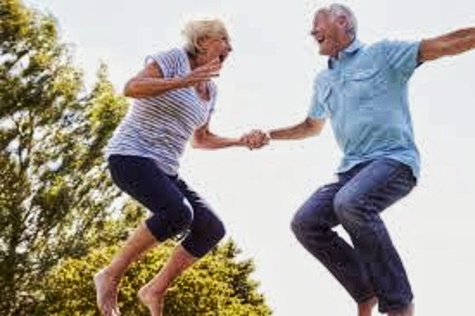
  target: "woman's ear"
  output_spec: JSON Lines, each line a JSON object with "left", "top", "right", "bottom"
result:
{"left": 196, "top": 37, "right": 209, "bottom": 54}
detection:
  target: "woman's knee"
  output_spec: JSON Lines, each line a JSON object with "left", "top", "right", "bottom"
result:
{"left": 181, "top": 214, "right": 226, "bottom": 258}
{"left": 172, "top": 198, "right": 194, "bottom": 228}
{"left": 213, "top": 219, "right": 226, "bottom": 243}
{"left": 146, "top": 199, "right": 194, "bottom": 240}
{"left": 201, "top": 213, "right": 226, "bottom": 243}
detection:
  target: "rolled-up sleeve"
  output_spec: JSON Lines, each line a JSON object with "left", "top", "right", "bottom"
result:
{"left": 308, "top": 80, "right": 330, "bottom": 119}
{"left": 145, "top": 49, "right": 179, "bottom": 79}
{"left": 381, "top": 40, "right": 421, "bottom": 80}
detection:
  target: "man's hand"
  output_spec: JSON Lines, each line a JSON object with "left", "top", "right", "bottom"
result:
{"left": 240, "top": 129, "right": 270, "bottom": 150}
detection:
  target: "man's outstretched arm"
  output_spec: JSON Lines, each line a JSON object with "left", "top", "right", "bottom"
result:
{"left": 419, "top": 27, "right": 475, "bottom": 62}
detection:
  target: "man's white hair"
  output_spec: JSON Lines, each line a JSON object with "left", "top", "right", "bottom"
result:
{"left": 327, "top": 3, "right": 358, "bottom": 38}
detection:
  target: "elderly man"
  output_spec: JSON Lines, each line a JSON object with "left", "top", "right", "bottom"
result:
{"left": 258, "top": 3, "right": 475, "bottom": 316}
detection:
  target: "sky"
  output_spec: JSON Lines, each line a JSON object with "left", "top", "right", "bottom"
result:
{"left": 25, "top": 0, "right": 475, "bottom": 315}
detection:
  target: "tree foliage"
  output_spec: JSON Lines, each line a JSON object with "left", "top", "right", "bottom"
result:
{"left": 0, "top": 0, "right": 127, "bottom": 313}
{"left": 41, "top": 240, "right": 272, "bottom": 316}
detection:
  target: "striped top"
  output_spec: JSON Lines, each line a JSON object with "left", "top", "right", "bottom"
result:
{"left": 105, "top": 48, "right": 217, "bottom": 175}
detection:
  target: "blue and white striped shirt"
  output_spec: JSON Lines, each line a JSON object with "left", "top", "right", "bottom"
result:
{"left": 105, "top": 48, "right": 217, "bottom": 175}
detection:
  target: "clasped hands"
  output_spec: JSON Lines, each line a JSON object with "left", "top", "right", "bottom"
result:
{"left": 240, "top": 129, "right": 270, "bottom": 150}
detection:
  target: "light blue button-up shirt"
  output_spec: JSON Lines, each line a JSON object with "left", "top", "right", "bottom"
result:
{"left": 308, "top": 39, "right": 422, "bottom": 179}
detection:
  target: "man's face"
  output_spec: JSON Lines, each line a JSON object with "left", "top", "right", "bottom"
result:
{"left": 310, "top": 10, "right": 342, "bottom": 57}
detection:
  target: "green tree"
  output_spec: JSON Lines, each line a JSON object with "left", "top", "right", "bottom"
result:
{"left": 0, "top": 0, "right": 127, "bottom": 314}
{"left": 42, "top": 239, "right": 272, "bottom": 316}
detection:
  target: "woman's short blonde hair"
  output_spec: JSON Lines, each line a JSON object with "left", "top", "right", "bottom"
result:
{"left": 182, "top": 19, "right": 229, "bottom": 55}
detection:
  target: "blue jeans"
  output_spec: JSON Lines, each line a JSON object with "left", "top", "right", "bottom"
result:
{"left": 291, "top": 158, "right": 416, "bottom": 313}
{"left": 108, "top": 155, "right": 225, "bottom": 258}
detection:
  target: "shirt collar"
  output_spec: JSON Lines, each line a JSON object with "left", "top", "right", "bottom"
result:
{"left": 328, "top": 38, "right": 363, "bottom": 69}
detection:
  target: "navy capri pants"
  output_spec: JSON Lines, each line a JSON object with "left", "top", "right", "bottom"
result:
{"left": 108, "top": 154, "right": 225, "bottom": 258}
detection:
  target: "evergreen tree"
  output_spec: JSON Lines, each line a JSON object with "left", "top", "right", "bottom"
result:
{"left": 42, "top": 240, "right": 272, "bottom": 316}
{"left": 0, "top": 1, "right": 127, "bottom": 313}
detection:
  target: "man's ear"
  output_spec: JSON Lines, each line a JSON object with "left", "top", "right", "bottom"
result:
{"left": 336, "top": 16, "right": 348, "bottom": 29}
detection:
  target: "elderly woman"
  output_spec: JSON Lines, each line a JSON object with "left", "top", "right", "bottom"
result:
{"left": 94, "top": 19, "right": 267, "bottom": 316}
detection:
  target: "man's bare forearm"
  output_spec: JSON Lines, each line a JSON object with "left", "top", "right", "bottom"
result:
{"left": 269, "top": 118, "right": 324, "bottom": 140}
{"left": 420, "top": 27, "right": 475, "bottom": 62}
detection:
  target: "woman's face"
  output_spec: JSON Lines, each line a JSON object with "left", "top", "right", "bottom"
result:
{"left": 198, "top": 32, "right": 233, "bottom": 65}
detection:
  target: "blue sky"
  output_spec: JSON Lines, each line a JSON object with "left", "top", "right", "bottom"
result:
{"left": 26, "top": 0, "right": 475, "bottom": 315}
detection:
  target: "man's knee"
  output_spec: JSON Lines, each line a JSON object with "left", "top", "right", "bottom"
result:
{"left": 291, "top": 208, "right": 307, "bottom": 238}
{"left": 333, "top": 191, "right": 362, "bottom": 225}
{"left": 291, "top": 205, "right": 321, "bottom": 241}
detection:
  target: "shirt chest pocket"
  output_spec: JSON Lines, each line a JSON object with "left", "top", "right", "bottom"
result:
{"left": 344, "top": 68, "right": 389, "bottom": 104}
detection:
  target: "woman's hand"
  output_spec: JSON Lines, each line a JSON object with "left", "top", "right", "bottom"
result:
{"left": 240, "top": 130, "right": 270, "bottom": 150}
{"left": 183, "top": 58, "right": 222, "bottom": 85}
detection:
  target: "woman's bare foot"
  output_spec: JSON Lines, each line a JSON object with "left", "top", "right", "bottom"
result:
{"left": 93, "top": 268, "right": 121, "bottom": 316}
{"left": 138, "top": 285, "right": 166, "bottom": 316}
{"left": 388, "top": 303, "right": 414, "bottom": 316}
{"left": 358, "top": 297, "right": 378, "bottom": 316}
